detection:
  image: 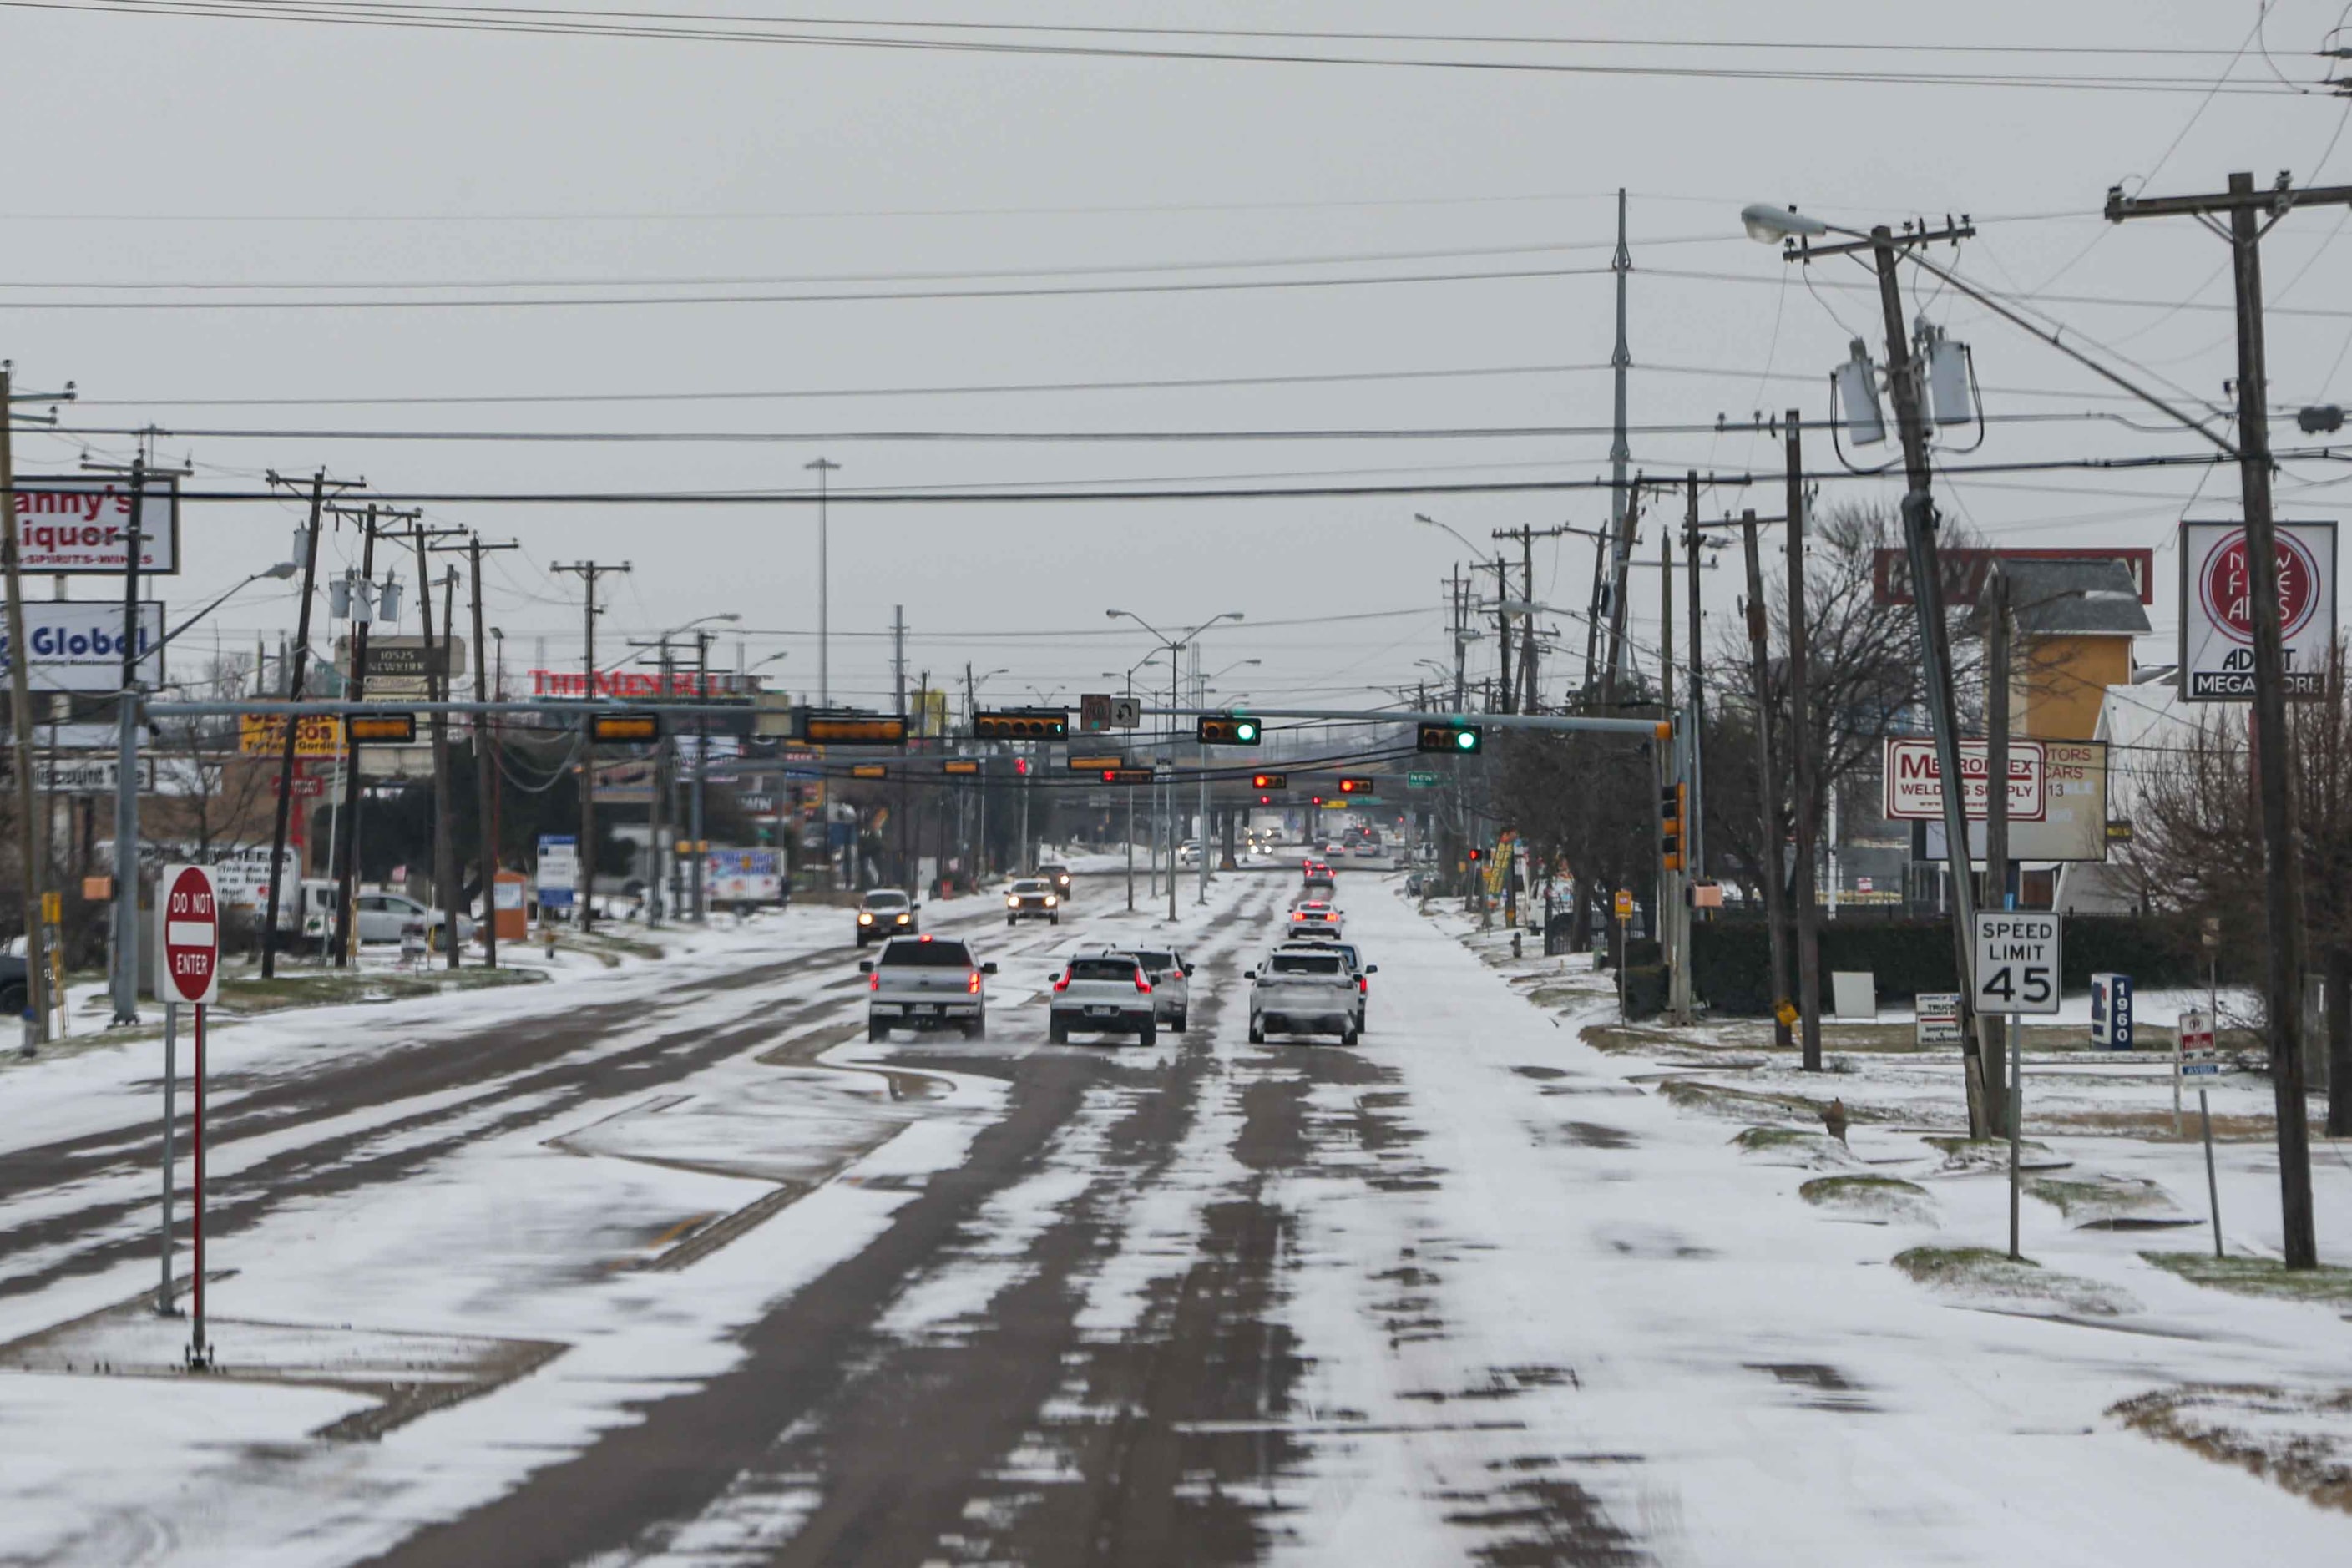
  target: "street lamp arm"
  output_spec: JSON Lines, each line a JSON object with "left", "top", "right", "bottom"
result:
{"left": 154, "top": 563, "right": 299, "bottom": 658}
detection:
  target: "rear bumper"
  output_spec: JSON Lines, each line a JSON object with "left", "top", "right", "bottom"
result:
{"left": 1051, "top": 1004, "right": 1153, "bottom": 1031}
{"left": 871, "top": 1001, "right": 982, "bottom": 1027}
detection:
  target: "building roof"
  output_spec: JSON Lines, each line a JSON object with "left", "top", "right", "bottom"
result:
{"left": 1990, "top": 558, "right": 2153, "bottom": 636}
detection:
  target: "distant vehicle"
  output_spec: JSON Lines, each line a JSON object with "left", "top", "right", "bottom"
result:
{"left": 856, "top": 888, "right": 918, "bottom": 946}
{"left": 1301, "top": 858, "right": 1333, "bottom": 880}
{"left": 1351, "top": 842, "right": 1382, "bottom": 859}
{"left": 1037, "top": 861, "right": 1075, "bottom": 898}
{"left": 1247, "top": 947, "right": 1358, "bottom": 1044}
{"left": 352, "top": 890, "right": 473, "bottom": 948}
{"left": 1004, "top": 877, "right": 1060, "bottom": 926}
{"left": 1289, "top": 901, "right": 1344, "bottom": 939}
{"left": 1048, "top": 949, "right": 1158, "bottom": 1045}
{"left": 1273, "top": 938, "right": 1375, "bottom": 1033}
{"left": 1120, "top": 945, "right": 1193, "bottom": 1032}
{"left": 0, "top": 953, "right": 26, "bottom": 1018}
{"left": 1323, "top": 842, "right": 1347, "bottom": 857}
{"left": 862, "top": 934, "right": 994, "bottom": 1041}
{"left": 1177, "top": 840, "right": 1202, "bottom": 867}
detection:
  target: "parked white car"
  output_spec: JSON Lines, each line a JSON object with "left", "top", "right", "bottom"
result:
{"left": 1048, "top": 949, "right": 1159, "bottom": 1046}
{"left": 1119, "top": 945, "right": 1193, "bottom": 1033}
{"left": 352, "top": 892, "right": 474, "bottom": 947}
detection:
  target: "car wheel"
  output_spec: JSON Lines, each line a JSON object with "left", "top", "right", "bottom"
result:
{"left": 1171, "top": 1009, "right": 1187, "bottom": 1034}
{"left": 867, "top": 1020, "right": 888, "bottom": 1043}
{"left": 1050, "top": 914, "right": 1060, "bottom": 925}
{"left": 1007, "top": 916, "right": 1018, "bottom": 927}
{"left": 1049, "top": 1017, "right": 1069, "bottom": 1044}
{"left": 964, "top": 1019, "right": 986, "bottom": 1041}
{"left": 0, "top": 985, "right": 23, "bottom": 1019}
{"left": 1247, "top": 1022, "right": 1265, "bottom": 1044}
{"left": 1340, "top": 1023, "right": 1359, "bottom": 1046}
{"left": 1137, "top": 1019, "right": 1156, "bottom": 1048}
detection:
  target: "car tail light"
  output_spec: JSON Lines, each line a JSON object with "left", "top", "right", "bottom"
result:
{"left": 867, "top": 972, "right": 879, "bottom": 991}
{"left": 1052, "top": 971, "right": 1070, "bottom": 993}
{"left": 1134, "top": 970, "right": 1152, "bottom": 994}
{"left": 1358, "top": 976, "right": 1368, "bottom": 995}
{"left": 967, "top": 969, "right": 983, "bottom": 994}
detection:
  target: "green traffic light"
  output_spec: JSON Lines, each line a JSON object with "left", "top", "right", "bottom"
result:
{"left": 1454, "top": 730, "right": 1478, "bottom": 751}
{"left": 1236, "top": 720, "right": 1258, "bottom": 741}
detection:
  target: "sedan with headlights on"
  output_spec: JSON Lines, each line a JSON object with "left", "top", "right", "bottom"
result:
{"left": 1004, "top": 877, "right": 1062, "bottom": 926}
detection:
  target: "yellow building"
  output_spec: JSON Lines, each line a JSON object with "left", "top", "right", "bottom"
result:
{"left": 1998, "top": 559, "right": 2152, "bottom": 741}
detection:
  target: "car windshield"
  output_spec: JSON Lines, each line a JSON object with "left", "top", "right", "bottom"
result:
{"left": 1011, "top": 879, "right": 1047, "bottom": 893}
{"left": 863, "top": 892, "right": 908, "bottom": 909}
{"left": 1296, "top": 903, "right": 1329, "bottom": 913}
{"left": 1068, "top": 958, "right": 1139, "bottom": 982}
{"left": 1270, "top": 953, "right": 1343, "bottom": 975}
{"left": 878, "top": 938, "right": 972, "bottom": 967}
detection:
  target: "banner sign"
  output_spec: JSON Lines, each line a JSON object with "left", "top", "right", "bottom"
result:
{"left": 0, "top": 601, "right": 164, "bottom": 691}
{"left": 1874, "top": 546, "right": 2155, "bottom": 606}
{"left": 705, "top": 847, "right": 783, "bottom": 903}
{"left": 1882, "top": 736, "right": 2047, "bottom": 822}
{"left": 536, "top": 834, "right": 579, "bottom": 908}
{"left": 2179, "top": 521, "right": 2337, "bottom": 701}
{"left": 238, "top": 713, "right": 346, "bottom": 759}
{"left": 11, "top": 478, "right": 181, "bottom": 574}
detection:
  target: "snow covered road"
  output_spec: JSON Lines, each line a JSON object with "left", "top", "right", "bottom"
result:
{"left": 1, "top": 868, "right": 2346, "bottom": 1565}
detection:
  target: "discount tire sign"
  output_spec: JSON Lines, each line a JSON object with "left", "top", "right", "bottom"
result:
{"left": 2180, "top": 520, "right": 2337, "bottom": 701}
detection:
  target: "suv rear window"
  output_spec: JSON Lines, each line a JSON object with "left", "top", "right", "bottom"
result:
{"left": 1130, "top": 950, "right": 1175, "bottom": 971}
{"left": 1270, "top": 953, "right": 1342, "bottom": 975}
{"left": 1068, "top": 958, "right": 1139, "bottom": 982}
{"left": 879, "top": 939, "right": 973, "bottom": 967}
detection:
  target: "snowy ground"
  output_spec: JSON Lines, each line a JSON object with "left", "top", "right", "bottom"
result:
{"left": 0, "top": 866, "right": 2345, "bottom": 1564}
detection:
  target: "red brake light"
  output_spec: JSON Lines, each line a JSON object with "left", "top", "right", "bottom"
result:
{"left": 1135, "top": 969, "right": 1152, "bottom": 994}
{"left": 967, "top": 969, "right": 983, "bottom": 994}
{"left": 918, "top": 934, "right": 933, "bottom": 943}
{"left": 1053, "top": 971, "right": 1070, "bottom": 993}
{"left": 868, "top": 972, "right": 879, "bottom": 991}
{"left": 1358, "top": 976, "right": 1368, "bottom": 994}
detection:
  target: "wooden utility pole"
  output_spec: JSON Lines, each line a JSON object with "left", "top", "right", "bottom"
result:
{"left": 259, "top": 473, "right": 331, "bottom": 980}
{"left": 330, "top": 503, "right": 417, "bottom": 966}
{"left": 1784, "top": 416, "right": 1823, "bottom": 1073}
{"left": 1739, "top": 510, "right": 1795, "bottom": 1050}
{"left": 2106, "top": 170, "right": 2350, "bottom": 1268}
{"left": 1981, "top": 563, "right": 2014, "bottom": 1103}
{"left": 436, "top": 537, "right": 518, "bottom": 965}
{"left": 552, "top": 561, "right": 630, "bottom": 931}
{"left": 408, "top": 529, "right": 467, "bottom": 969}
{"left": 0, "top": 368, "right": 48, "bottom": 1047}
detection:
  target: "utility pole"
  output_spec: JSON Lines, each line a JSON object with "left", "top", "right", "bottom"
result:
{"left": 1683, "top": 473, "right": 1706, "bottom": 883}
{"left": 1739, "top": 510, "right": 1796, "bottom": 1050}
{"left": 1602, "top": 483, "right": 1642, "bottom": 705}
{"left": 647, "top": 639, "right": 670, "bottom": 927}
{"left": 1982, "top": 562, "right": 2014, "bottom": 1105}
{"left": 437, "top": 537, "right": 518, "bottom": 964}
{"left": 807, "top": 457, "right": 837, "bottom": 704}
{"left": 1520, "top": 526, "right": 1540, "bottom": 712}
{"left": 1784, "top": 417, "right": 1823, "bottom": 1073}
{"left": 81, "top": 432, "right": 184, "bottom": 1024}
{"left": 259, "top": 473, "right": 336, "bottom": 980}
{"left": 1, "top": 368, "right": 53, "bottom": 1047}
{"left": 2106, "top": 170, "right": 2351, "bottom": 1267}
{"left": 553, "top": 561, "right": 630, "bottom": 932}
{"left": 1449, "top": 567, "right": 1468, "bottom": 710}
{"left": 330, "top": 503, "right": 417, "bottom": 967}
{"left": 693, "top": 630, "right": 712, "bottom": 923}
{"left": 408, "top": 529, "right": 467, "bottom": 969}
{"left": 1489, "top": 557, "right": 1514, "bottom": 714}
{"left": 1606, "top": 185, "right": 1634, "bottom": 693}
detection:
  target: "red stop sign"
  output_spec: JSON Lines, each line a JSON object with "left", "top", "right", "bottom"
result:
{"left": 2198, "top": 528, "right": 2322, "bottom": 645}
{"left": 161, "top": 864, "right": 220, "bottom": 1005}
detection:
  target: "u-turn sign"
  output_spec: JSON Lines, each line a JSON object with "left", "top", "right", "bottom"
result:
{"left": 1971, "top": 911, "right": 2061, "bottom": 1015}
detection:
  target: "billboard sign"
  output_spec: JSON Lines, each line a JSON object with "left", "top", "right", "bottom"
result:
{"left": 705, "top": 847, "right": 784, "bottom": 903}
{"left": 12, "top": 756, "right": 158, "bottom": 793}
{"left": 2180, "top": 521, "right": 2337, "bottom": 701}
{"left": 1916, "top": 740, "right": 2111, "bottom": 864}
{"left": 11, "top": 478, "right": 181, "bottom": 574}
{"left": 1882, "top": 736, "right": 2047, "bottom": 822}
{"left": 0, "top": 601, "right": 164, "bottom": 691}
{"left": 238, "top": 713, "right": 346, "bottom": 759}
{"left": 1874, "top": 547, "right": 2156, "bottom": 606}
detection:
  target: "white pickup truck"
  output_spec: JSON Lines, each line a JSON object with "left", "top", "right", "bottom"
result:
{"left": 1246, "top": 946, "right": 1360, "bottom": 1045}
{"left": 861, "top": 934, "right": 997, "bottom": 1042}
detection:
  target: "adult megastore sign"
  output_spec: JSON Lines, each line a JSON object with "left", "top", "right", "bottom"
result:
{"left": 0, "top": 602, "right": 164, "bottom": 691}
{"left": 2180, "top": 521, "right": 2337, "bottom": 701}
{"left": 10, "top": 478, "right": 181, "bottom": 574}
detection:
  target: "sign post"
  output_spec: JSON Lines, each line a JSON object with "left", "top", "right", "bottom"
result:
{"left": 2176, "top": 1008, "right": 2225, "bottom": 1253}
{"left": 156, "top": 864, "right": 220, "bottom": 1365}
{"left": 1972, "top": 910, "right": 2061, "bottom": 1261}
{"left": 1613, "top": 888, "right": 1633, "bottom": 1022}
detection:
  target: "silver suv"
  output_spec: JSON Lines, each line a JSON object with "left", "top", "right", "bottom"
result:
{"left": 1048, "top": 950, "right": 1159, "bottom": 1046}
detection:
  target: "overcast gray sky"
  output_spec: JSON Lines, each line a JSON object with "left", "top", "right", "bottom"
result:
{"left": 6, "top": 0, "right": 2349, "bottom": 711}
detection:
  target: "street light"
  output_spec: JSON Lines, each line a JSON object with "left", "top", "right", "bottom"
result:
{"left": 1739, "top": 202, "right": 1834, "bottom": 243}
{"left": 1107, "top": 609, "right": 1243, "bottom": 915}
{"left": 156, "top": 560, "right": 300, "bottom": 658}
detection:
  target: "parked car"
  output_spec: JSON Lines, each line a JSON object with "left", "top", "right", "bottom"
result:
{"left": 1287, "top": 900, "right": 1344, "bottom": 940}
{"left": 352, "top": 891, "right": 474, "bottom": 948}
{"left": 1048, "top": 949, "right": 1158, "bottom": 1045}
{"left": 1120, "top": 945, "right": 1193, "bottom": 1032}
{"left": 1037, "top": 862, "right": 1075, "bottom": 899}
{"left": 861, "top": 933, "right": 994, "bottom": 1041}
{"left": 1004, "top": 877, "right": 1060, "bottom": 926}
{"left": 856, "top": 888, "right": 919, "bottom": 946}
{"left": 1246, "top": 946, "right": 1358, "bottom": 1044}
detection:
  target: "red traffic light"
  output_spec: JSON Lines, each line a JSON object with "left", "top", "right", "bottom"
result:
{"left": 1014, "top": 757, "right": 1032, "bottom": 776}
{"left": 1468, "top": 847, "right": 1483, "bottom": 862}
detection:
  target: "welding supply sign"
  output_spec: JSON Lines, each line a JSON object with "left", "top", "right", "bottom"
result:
{"left": 1971, "top": 912, "right": 2061, "bottom": 1016}
{"left": 1882, "top": 737, "right": 2047, "bottom": 822}
{"left": 2180, "top": 520, "right": 2336, "bottom": 701}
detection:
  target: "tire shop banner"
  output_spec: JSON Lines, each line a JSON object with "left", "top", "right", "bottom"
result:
{"left": 11, "top": 477, "right": 181, "bottom": 574}
{"left": 0, "top": 601, "right": 164, "bottom": 691}
{"left": 2179, "top": 520, "right": 2337, "bottom": 701}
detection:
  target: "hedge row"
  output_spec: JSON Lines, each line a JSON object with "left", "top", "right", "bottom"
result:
{"left": 1688, "top": 913, "right": 2239, "bottom": 1016}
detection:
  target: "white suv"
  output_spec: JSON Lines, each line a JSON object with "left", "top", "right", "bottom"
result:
{"left": 1048, "top": 950, "right": 1159, "bottom": 1046}
{"left": 1120, "top": 945, "right": 1193, "bottom": 1033}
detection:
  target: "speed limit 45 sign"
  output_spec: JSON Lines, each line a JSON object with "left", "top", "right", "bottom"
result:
{"left": 1972, "top": 911, "right": 2061, "bottom": 1015}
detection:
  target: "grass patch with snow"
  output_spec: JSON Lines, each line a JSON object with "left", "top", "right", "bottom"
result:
{"left": 1893, "top": 1245, "right": 2136, "bottom": 1317}
{"left": 2111, "top": 1385, "right": 2352, "bottom": 1515}
{"left": 1801, "top": 1176, "right": 1936, "bottom": 1224}
{"left": 2140, "top": 1252, "right": 2352, "bottom": 1308}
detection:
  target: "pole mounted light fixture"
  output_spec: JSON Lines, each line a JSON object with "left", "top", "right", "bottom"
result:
{"left": 1741, "top": 203, "right": 1834, "bottom": 243}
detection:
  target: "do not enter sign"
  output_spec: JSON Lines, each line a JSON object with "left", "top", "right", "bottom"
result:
{"left": 158, "top": 864, "right": 221, "bottom": 1005}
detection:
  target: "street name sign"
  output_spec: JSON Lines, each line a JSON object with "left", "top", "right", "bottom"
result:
{"left": 1971, "top": 911, "right": 2061, "bottom": 1015}
{"left": 157, "top": 863, "right": 221, "bottom": 1005}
